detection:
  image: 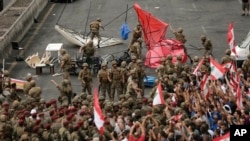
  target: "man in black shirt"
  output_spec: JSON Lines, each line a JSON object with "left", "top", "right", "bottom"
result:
{"left": 242, "top": 0, "right": 249, "bottom": 16}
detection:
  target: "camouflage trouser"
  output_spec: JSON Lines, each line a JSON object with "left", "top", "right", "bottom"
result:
{"left": 110, "top": 80, "right": 122, "bottom": 100}
{"left": 90, "top": 31, "right": 101, "bottom": 45}
{"left": 122, "top": 82, "right": 128, "bottom": 94}
{"left": 203, "top": 50, "right": 213, "bottom": 57}
{"left": 82, "top": 82, "right": 92, "bottom": 95}
{"left": 100, "top": 81, "right": 111, "bottom": 98}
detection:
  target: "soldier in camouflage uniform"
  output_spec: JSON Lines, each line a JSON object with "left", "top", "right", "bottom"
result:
{"left": 155, "top": 65, "right": 165, "bottom": 81}
{"left": 165, "top": 55, "right": 174, "bottom": 73}
{"left": 28, "top": 81, "right": 42, "bottom": 102}
{"left": 108, "top": 60, "right": 124, "bottom": 101}
{"left": 128, "top": 56, "right": 137, "bottom": 71}
{"left": 79, "top": 40, "right": 96, "bottom": 65}
{"left": 135, "top": 59, "right": 146, "bottom": 96}
{"left": 128, "top": 40, "right": 141, "bottom": 59}
{"left": 192, "top": 56, "right": 200, "bottom": 70}
{"left": 78, "top": 63, "right": 92, "bottom": 95}
{"left": 23, "top": 73, "right": 33, "bottom": 96}
{"left": 199, "top": 35, "right": 213, "bottom": 57}
{"left": 0, "top": 114, "right": 12, "bottom": 141}
{"left": 221, "top": 49, "right": 233, "bottom": 64}
{"left": 242, "top": 54, "right": 250, "bottom": 75}
{"left": 89, "top": 18, "right": 104, "bottom": 48}
{"left": 120, "top": 61, "right": 129, "bottom": 94}
{"left": 2, "top": 70, "right": 11, "bottom": 90}
{"left": 97, "top": 63, "right": 110, "bottom": 98}
{"left": 58, "top": 121, "right": 71, "bottom": 141}
{"left": 130, "top": 24, "right": 142, "bottom": 46}
{"left": 60, "top": 49, "right": 71, "bottom": 79}
{"left": 174, "top": 55, "right": 184, "bottom": 76}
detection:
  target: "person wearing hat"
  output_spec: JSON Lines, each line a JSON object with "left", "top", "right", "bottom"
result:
{"left": 108, "top": 60, "right": 124, "bottom": 101}
{"left": 174, "top": 55, "right": 184, "bottom": 76}
{"left": 60, "top": 48, "right": 71, "bottom": 79}
{"left": 78, "top": 63, "right": 92, "bottom": 95}
{"left": 28, "top": 80, "right": 42, "bottom": 102}
{"left": 165, "top": 55, "right": 174, "bottom": 72}
{"left": 128, "top": 39, "right": 141, "bottom": 59}
{"left": 97, "top": 62, "right": 111, "bottom": 98}
{"left": 51, "top": 79, "right": 73, "bottom": 105}
{"left": 58, "top": 120, "right": 71, "bottom": 141}
{"left": 199, "top": 35, "right": 213, "bottom": 57}
{"left": 134, "top": 59, "right": 146, "bottom": 96}
{"left": 126, "top": 76, "right": 142, "bottom": 98}
{"left": 79, "top": 40, "right": 96, "bottom": 65}
{"left": 127, "top": 56, "right": 137, "bottom": 71}
{"left": 89, "top": 18, "right": 104, "bottom": 48}
{"left": 2, "top": 70, "right": 11, "bottom": 90}
{"left": 129, "top": 24, "right": 142, "bottom": 47}
{"left": 23, "top": 73, "right": 33, "bottom": 96}
{"left": 221, "top": 49, "right": 233, "bottom": 65}
{"left": 120, "top": 61, "right": 129, "bottom": 94}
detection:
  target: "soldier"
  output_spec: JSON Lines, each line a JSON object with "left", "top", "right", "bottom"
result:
{"left": 128, "top": 56, "right": 137, "bottom": 71}
{"left": 155, "top": 65, "right": 165, "bottom": 80}
{"left": 120, "top": 61, "right": 129, "bottom": 94}
{"left": 0, "top": 114, "right": 12, "bottom": 141}
{"left": 242, "top": 54, "right": 250, "bottom": 75}
{"left": 60, "top": 49, "right": 71, "bottom": 78}
{"left": 58, "top": 120, "right": 71, "bottom": 141}
{"left": 126, "top": 76, "right": 143, "bottom": 98}
{"left": 165, "top": 55, "right": 174, "bottom": 72}
{"left": 89, "top": 18, "right": 104, "bottom": 48}
{"left": 199, "top": 35, "right": 213, "bottom": 57}
{"left": 79, "top": 40, "right": 96, "bottom": 65}
{"left": 221, "top": 49, "right": 233, "bottom": 64}
{"left": 2, "top": 70, "right": 11, "bottom": 90}
{"left": 9, "top": 83, "right": 21, "bottom": 102}
{"left": 108, "top": 60, "right": 124, "bottom": 101}
{"left": 28, "top": 80, "right": 42, "bottom": 102}
{"left": 130, "top": 24, "right": 142, "bottom": 46}
{"left": 51, "top": 79, "right": 73, "bottom": 105}
{"left": 97, "top": 63, "right": 110, "bottom": 98}
{"left": 23, "top": 73, "right": 33, "bottom": 96}
{"left": 135, "top": 59, "right": 146, "bottom": 96}
{"left": 174, "top": 55, "right": 184, "bottom": 76}
{"left": 78, "top": 63, "right": 92, "bottom": 95}
{"left": 13, "top": 119, "right": 25, "bottom": 139}
{"left": 128, "top": 40, "right": 141, "bottom": 59}
{"left": 192, "top": 56, "right": 200, "bottom": 69}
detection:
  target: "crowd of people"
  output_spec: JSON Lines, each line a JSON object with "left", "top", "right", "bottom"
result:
{"left": 0, "top": 18, "right": 250, "bottom": 141}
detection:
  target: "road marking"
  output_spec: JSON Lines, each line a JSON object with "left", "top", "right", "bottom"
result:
{"left": 8, "top": 3, "right": 56, "bottom": 73}
{"left": 201, "top": 26, "right": 206, "bottom": 34}
{"left": 192, "top": 3, "right": 197, "bottom": 11}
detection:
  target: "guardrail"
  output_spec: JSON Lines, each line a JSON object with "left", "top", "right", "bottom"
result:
{"left": 0, "top": 0, "right": 48, "bottom": 60}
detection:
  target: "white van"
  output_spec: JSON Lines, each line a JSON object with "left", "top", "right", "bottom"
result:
{"left": 231, "top": 31, "right": 250, "bottom": 67}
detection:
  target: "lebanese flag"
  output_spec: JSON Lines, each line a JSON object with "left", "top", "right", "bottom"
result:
{"left": 192, "top": 57, "right": 204, "bottom": 75}
{"left": 93, "top": 88, "right": 105, "bottom": 134}
{"left": 222, "top": 61, "right": 236, "bottom": 73}
{"left": 152, "top": 81, "right": 165, "bottom": 106}
{"left": 173, "top": 114, "right": 183, "bottom": 121}
{"left": 227, "top": 22, "right": 237, "bottom": 56}
{"left": 236, "top": 83, "right": 243, "bottom": 109}
{"left": 210, "top": 57, "right": 226, "bottom": 80}
{"left": 213, "top": 132, "right": 230, "bottom": 141}
{"left": 200, "top": 74, "right": 210, "bottom": 99}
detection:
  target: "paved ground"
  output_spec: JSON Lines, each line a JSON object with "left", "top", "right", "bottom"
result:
{"left": 1, "top": 0, "right": 250, "bottom": 100}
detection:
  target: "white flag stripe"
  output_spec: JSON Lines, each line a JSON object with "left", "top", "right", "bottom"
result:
{"left": 152, "top": 82, "right": 165, "bottom": 106}
{"left": 210, "top": 57, "right": 225, "bottom": 80}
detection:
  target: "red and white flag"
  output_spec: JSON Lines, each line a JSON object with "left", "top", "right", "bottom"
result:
{"left": 200, "top": 74, "right": 210, "bottom": 99}
{"left": 93, "top": 88, "right": 105, "bottom": 134}
{"left": 192, "top": 57, "right": 204, "bottom": 75}
{"left": 222, "top": 61, "right": 236, "bottom": 73}
{"left": 227, "top": 22, "right": 237, "bottom": 56}
{"left": 236, "top": 83, "right": 243, "bottom": 109}
{"left": 173, "top": 114, "right": 183, "bottom": 121}
{"left": 210, "top": 57, "right": 226, "bottom": 80}
{"left": 213, "top": 132, "right": 230, "bottom": 141}
{"left": 153, "top": 81, "right": 165, "bottom": 106}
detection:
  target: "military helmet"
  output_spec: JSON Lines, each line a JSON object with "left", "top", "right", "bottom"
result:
{"left": 60, "top": 49, "right": 67, "bottom": 55}
{"left": 131, "top": 56, "right": 137, "bottom": 60}
{"left": 225, "top": 49, "right": 231, "bottom": 55}
{"left": 82, "top": 63, "right": 88, "bottom": 67}
{"left": 177, "top": 27, "right": 183, "bottom": 33}
{"left": 3, "top": 70, "right": 9, "bottom": 77}
{"left": 161, "top": 57, "right": 166, "bottom": 62}
{"left": 96, "top": 18, "right": 101, "bottom": 22}
{"left": 167, "top": 55, "right": 172, "bottom": 60}
{"left": 167, "top": 68, "right": 173, "bottom": 74}
{"left": 200, "top": 35, "right": 206, "bottom": 41}
{"left": 136, "top": 59, "right": 143, "bottom": 64}
{"left": 101, "top": 63, "right": 107, "bottom": 67}
{"left": 26, "top": 73, "right": 32, "bottom": 81}
{"left": 111, "top": 60, "right": 117, "bottom": 65}
{"left": 177, "top": 55, "right": 182, "bottom": 60}
{"left": 121, "top": 61, "right": 127, "bottom": 67}
{"left": 193, "top": 56, "right": 199, "bottom": 62}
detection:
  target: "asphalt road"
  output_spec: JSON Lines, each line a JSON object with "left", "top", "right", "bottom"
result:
{"left": 2, "top": 0, "right": 250, "bottom": 101}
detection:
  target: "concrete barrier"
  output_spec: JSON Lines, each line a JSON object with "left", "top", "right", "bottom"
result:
{"left": 0, "top": 0, "right": 48, "bottom": 60}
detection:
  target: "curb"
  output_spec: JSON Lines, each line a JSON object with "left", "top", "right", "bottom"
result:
{"left": 0, "top": 0, "right": 48, "bottom": 60}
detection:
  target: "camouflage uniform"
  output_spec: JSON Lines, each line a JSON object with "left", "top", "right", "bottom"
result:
{"left": 97, "top": 63, "right": 110, "bottom": 98}
{"left": 2, "top": 70, "right": 11, "bottom": 90}
{"left": 129, "top": 40, "right": 141, "bottom": 59}
{"left": 57, "top": 79, "right": 73, "bottom": 105}
{"left": 172, "top": 28, "right": 187, "bottom": 44}
{"left": 120, "top": 61, "right": 129, "bottom": 94}
{"left": 79, "top": 40, "right": 96, "bottom": 65}
{"left": 58, "top": 121, "right": 71, "bottom": 141}
{"left": 23, "top": 74, "right": 33, "bottom": 95}
{"left": 89, "top": 18, "right": 104, "bottom": 47}
{"left": 128, "top": 56, "right": 137, "bottom": 71}
{"left": 174, "top": 55, "right": 184, "bottom": 76}
{"left": 135, "top": 59, "right": 146, "bottom": 96}
{"left": 130, "top": 24, "right": 142, "bottom": 46}
{"left": 221, "top": 49, "right": 233, "bottom": 64}
{"left": 60, "top": 49, "right": 71, "bottom": 78}
{"left": 155, "top": 65, "right": 165, "bottom": 80}
{"left": 165, "top": 55, "right": 174, "bottom": 73}
{"left": 108, "top": 60, "right": 124, "bottom": 101}
{"left": 200, "top": 35, "right": 213, "bottom": 57}
{"left": 78, "top": 63, "right": 92, "bottom": 95}
{"left": 0, "top": 114, "right": 12, "bottom": 141}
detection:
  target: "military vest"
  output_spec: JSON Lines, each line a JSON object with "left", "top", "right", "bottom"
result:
{"left": 110, "top": 68, "right": 122, "bottom": 81}
{"left": 85, "top": 45, "right": 95, "bottom": 56}
{"left": 98, "top": 69, "right": 109, "bottom": 82}
{"left": 79, "top": 69, "right": 91, "bottom": 82}
{"left": 90, "top": 21, "right": 100, "bottom": 31}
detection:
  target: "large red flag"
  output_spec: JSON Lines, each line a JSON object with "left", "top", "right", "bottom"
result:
{"left": 93, "top": 88, "right": 105, "bottom": 134}
{"left": 227, "top": 22, "right": 237, "bottom": 56}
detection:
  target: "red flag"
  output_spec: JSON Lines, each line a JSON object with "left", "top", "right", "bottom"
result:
{"left": 173, "top": 114, "right": 183, "bottom": 121}
{"left": 93, "top": 88, "right": 105, "bottom": 134}
{"left": 210, "top": 57, "right": 226, "bottom": 80}
{"left": 152, "top": 81, "right": 165, "bottom": 106}
{"left": 227, "top": 22, "right": 237, "bottom": 56}
{"left": 200, "top": 74, "right": 210, "bottom": 99}
{"left": 213, "top": 132, "right": 230, "bottom": 141}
